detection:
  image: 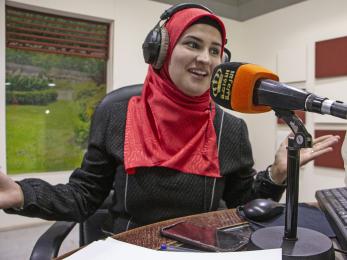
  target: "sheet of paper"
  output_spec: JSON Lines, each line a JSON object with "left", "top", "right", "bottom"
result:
{"left": 65, "top": 237, "right": 282, "bottom": 260}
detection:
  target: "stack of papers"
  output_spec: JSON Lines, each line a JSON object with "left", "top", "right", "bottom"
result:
{"left": 65, "top": 237, "right": 282, "bottom": 260}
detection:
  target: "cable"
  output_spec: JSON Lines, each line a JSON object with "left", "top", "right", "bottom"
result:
{"left": 334, "top": 247, "right": 347, "bottom": 255}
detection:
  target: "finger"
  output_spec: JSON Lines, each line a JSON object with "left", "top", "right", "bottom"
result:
{"left": 313, "top": 135, "right": 339, "bottom": 145}
{"left": 310, "top": 147, "right": 333, "bottom": 158}
{"left": 313, "top": 136, "right": 340, "bottom": 150}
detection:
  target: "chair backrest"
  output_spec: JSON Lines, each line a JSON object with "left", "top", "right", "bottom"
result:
{"left": 79, "top": 84, "right": 143, "bottom": 246}
{"left": 102, "top": 83, "right": 143, "bottom": 104}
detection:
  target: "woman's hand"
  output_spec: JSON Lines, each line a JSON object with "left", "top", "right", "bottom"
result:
{"left": 0, "top": 171, "right": 24, "bottom": 209}
{"left": 270, "top": 134, "right": 340, "bottom": 184}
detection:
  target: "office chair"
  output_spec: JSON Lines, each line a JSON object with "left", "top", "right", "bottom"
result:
{"left": 30, "top": 84, "right": 143, "bottom": 260}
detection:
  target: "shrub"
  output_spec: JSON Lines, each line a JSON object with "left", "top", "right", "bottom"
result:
{"left": 74, "top": 121, "right": 90, "bottom": 148}
{"left": 6, "top": 89, "right": 58, "bottom": 105}
{"left": 6, "top": 73, "right": 50, "bottom": 92}
{"left": 73, "top": 82, "right": 106, "bottom": 148}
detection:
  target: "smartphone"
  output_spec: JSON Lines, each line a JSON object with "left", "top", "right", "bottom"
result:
{"left": 160, "top": 221, "right": 250, "bottom": 252}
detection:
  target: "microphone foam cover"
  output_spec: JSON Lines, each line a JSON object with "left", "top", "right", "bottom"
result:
{"left": 232, "top": 64, "right": 279, "bottom": 113}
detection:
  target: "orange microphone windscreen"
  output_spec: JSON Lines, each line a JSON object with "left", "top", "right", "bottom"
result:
{"left": 232, "top": 64, "right": 279, "bottom": 113}
{"left": 210, "top": 62, "right": 279, "bottom": 113}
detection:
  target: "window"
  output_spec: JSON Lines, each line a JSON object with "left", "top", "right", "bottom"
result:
{"left": 5, "top": 6, "right": 109, "bottom": 174}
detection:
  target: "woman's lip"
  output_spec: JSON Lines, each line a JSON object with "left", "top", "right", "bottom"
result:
{"left": 188, "top": 68, "right": 209, "bottom": 77}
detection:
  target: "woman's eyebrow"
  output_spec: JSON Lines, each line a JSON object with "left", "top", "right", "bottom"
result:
{"left": 183, "top": 35, "right": 202, "bottom": 42}
{"left": 183, "top": 35, "right": 222, "bottom": 47}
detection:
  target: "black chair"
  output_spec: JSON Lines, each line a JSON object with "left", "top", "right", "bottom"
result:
{"left": 30, "top": 84, "right": 143, "bottom": 260}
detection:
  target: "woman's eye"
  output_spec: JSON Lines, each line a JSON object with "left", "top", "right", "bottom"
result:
{"left": 210, "top": 48, "right": 220, "bottom": 56}
{"left": 187, "top": 41, "right": 199, "bottom": 49}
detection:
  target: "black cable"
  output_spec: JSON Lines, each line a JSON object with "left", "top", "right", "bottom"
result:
{"left": 334, "top": 247, "right": 347, "bottom": 255}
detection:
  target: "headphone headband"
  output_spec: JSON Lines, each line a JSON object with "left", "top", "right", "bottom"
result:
{"left": 142, "top": 3, "right": 230, "bottom": 69}
{"left": 160, "top": 3, "right": 212, "bottom": 20}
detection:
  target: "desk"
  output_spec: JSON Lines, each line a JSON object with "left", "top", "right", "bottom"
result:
{"left": 56, "top": 208, "right": 245, "bottom": 259}
{"left": 113, "top": 208, "right": 244, "bottom": 249}
{"left": 57, "top": 208, "right": 345, "bottom": 259}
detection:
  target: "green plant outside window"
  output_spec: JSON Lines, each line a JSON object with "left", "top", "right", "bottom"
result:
{"left": 6, "top": 49, "right": 107, "bottom": 174}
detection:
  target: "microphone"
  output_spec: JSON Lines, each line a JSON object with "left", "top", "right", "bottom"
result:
{"left": 210, "top": 62, "right": 347, "bottom": 119}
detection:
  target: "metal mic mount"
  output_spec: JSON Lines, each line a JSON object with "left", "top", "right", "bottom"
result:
{"left": 250, "top": 108, "right": 335, "bottom": 259}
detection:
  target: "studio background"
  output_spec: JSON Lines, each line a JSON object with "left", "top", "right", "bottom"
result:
{"left": 0, "top": 0, "right": 346, "bottom": 235}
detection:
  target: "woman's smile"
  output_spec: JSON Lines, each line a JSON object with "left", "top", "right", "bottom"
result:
{"left": 188, "top": 67, "right": 208, "bottom": 78}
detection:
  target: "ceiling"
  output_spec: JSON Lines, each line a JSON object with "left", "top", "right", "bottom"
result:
{"left": 151, "top": 0, "right": 307, "bottom": 21}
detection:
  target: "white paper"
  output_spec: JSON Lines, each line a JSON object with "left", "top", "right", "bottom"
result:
{"left": 65, "top": 237, "right": 282, "bottom": 260}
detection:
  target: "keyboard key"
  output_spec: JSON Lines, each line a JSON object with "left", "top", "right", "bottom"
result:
{"left": 316, "top": 187, "right": 347, "bottom": 250}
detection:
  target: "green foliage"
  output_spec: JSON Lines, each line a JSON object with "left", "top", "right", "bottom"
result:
{"left": 6, "top": 89, "right": 58, "bottom": 105}
{"left": 6, "top": 72, "right": 50, "bottom": 91}
{"left": 5, "top": 47, "right": 107, "bottom": 174}
{"left": 6, "top": 49, "right": 106, "bottom": 85}
{"left": 73, "top": 81, "right": 106, "bottom": 148}
{"left": 74, "top": 121, "right": 90, "bottom": 148}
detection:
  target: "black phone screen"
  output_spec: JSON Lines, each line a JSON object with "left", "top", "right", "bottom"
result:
{"left": 160, "top": 221, "right": 251, "bottom": 252}
{"left": 216, "top": 224, "right": 252, "bottom": 251}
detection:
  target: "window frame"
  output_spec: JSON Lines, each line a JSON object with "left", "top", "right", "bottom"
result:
{"left": 0, "top": 2, "right": 114, "bottom": 176}
{"left": 0, "top": 1, "right": 6, "bottom": 174}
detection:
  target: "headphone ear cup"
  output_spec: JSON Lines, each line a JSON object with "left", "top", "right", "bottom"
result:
{"left": 142, "top": 26, "right": 162, "bottom": 65}
{"left": 152, "top": 27, "right": 169, "bottom": 70}
{"left": 223, "top": 53, "right": 229, "bottom": 63}
{"left": 223, "top": 47, "right": 231, "bottom": 63}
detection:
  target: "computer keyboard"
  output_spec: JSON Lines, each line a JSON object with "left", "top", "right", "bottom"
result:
{"left": 316, "top": 187, "right": 347, "bottom": 250}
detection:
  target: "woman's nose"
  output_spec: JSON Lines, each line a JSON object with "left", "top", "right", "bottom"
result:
{"left": 196, "top": 49, "right": 211, "bottom": 64}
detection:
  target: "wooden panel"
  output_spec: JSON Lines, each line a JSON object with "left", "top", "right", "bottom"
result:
{"left": 314, "top": 130, "right": 346, "bottom": 169}
{"left": 315, "top": 36, "right": 347, "bottom": 78}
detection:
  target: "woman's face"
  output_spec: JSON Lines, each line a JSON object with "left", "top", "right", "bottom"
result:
{"left": 168, "top": 23, "right": 222, "bottom": 97}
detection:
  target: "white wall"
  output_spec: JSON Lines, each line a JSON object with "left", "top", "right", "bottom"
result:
{"left": 238, "top": 0, "right": 347, "bottom": 202}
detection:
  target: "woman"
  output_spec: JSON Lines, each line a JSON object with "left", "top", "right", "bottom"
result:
{"left": 0, "top": 5, "right": 339, "bottom": 234}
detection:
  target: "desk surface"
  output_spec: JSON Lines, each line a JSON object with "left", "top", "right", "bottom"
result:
{"left": 113, "top": 208, "right": 245, "bottom": 249}
{"left": 56, "top": 208, "right": 245, "bottom": 259}
{"left": 57, "top": 208, "right": 345, "bottom": 260}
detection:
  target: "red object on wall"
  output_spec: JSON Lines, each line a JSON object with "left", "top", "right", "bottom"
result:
{"left": 277, "top": 110, "right": 306, "bottom": 124}
{"left": 314, "top": 130, "right": 346, "bottom": 169}
{"left": 316, "top": 36, "right": 347, "bottom": 78}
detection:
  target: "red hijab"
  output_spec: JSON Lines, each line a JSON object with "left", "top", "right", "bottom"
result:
{"left": 124, "top": 8, "right": 226, "bottom": 177}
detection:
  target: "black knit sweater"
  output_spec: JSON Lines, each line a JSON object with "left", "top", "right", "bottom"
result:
{"left": 6, "top": 95, "right": 285, "bottom": 233}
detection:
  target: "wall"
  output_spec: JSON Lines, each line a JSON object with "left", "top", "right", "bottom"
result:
{"left": 239, "top": 0, "right": 347, "bottom": 202}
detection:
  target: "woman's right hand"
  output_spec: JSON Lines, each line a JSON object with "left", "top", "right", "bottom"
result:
{"left": 0, "top": 172, "right": 24, "bottom": 209}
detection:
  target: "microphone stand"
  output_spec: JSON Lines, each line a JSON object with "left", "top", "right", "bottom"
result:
{"left": 250, "top": 108, "right": 335, "bottom": 260}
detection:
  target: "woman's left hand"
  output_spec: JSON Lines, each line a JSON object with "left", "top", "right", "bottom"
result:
{"left": 269, "top": 134, "right": 340, "bottom": 184}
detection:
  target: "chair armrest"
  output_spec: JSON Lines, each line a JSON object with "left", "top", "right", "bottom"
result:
{"left": 30, "top": 221, "right": 77, "bottom": 260}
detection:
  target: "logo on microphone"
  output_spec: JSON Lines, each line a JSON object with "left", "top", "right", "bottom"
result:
{"left": 211, "top": 68, "right": 233, "bottom": 101}
{"left": 211, "top": 68, "right": 223, "bottom": 97}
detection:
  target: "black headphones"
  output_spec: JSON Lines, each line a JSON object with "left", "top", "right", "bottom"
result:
{"left": 142, "top": 3, "right": 231, "bottom": 70}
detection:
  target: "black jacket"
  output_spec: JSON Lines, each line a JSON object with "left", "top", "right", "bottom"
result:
{"left": 6, "top": 95, "right": 285, "bottom": 233}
